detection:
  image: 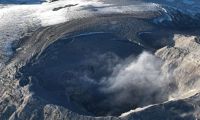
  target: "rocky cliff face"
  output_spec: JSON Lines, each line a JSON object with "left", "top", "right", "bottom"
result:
{"left": 156, "top": 35, "right": 200, "bottom": 100}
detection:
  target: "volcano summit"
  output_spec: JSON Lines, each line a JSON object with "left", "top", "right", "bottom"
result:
{"left": 1, "top": 0, "right": 200, "bottom": 120}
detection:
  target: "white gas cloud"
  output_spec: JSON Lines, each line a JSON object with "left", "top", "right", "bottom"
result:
{"left": 100, "top": 51, "right": 170, "bottom": 106}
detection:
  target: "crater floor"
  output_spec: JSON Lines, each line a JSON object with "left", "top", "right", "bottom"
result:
{"left": 20, "top": 32, "right": 170, "bottom": 116}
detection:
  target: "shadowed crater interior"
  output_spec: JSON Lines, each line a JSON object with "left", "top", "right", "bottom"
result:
{"left": 19, "top": 32, "right": 170, "bottom": 116}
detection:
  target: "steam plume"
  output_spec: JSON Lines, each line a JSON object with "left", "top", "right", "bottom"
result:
{"left": 100, "top": 51, "right": 170, "bottom": 107}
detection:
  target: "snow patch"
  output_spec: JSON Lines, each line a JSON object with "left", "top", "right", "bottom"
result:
{"left": 120, "top": 105, "right": 154, "bottom": 117}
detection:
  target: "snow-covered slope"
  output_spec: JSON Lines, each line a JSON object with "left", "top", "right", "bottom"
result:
{"left": 0, "top": 0, "right": 161, "bottom": 69}
{"left": 152, "top": 0, "right": 200, "bottom": 29}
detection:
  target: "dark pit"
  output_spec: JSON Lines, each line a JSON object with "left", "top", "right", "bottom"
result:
{"left": 19, "top": 32, "right": 169, "bottom": 116}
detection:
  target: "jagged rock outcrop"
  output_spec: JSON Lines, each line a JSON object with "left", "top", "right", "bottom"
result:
{"left": 156, "top": 35, "right": 200, "bottom": 99}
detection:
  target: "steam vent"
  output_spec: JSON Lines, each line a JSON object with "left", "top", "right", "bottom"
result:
{"left": 1, "top": 0, "right": 200, "bottom": 120}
